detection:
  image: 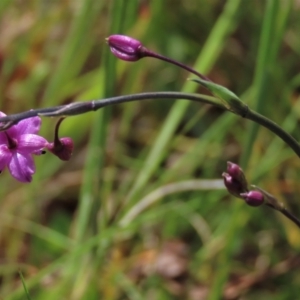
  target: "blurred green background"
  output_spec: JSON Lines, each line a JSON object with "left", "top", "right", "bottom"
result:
{"left": 1, "top": 0, "right": 300, "bottom": 299}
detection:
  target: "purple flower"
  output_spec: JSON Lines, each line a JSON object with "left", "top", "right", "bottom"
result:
{"left": 107, "top": 35, "right": 144, "bottom": 61}
{"left": 0, "top": 112, "right": 48, "bottom": 182}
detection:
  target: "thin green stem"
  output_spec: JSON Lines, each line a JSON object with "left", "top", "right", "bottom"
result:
{"left": 244, "top": 108, "right": 300, "bottom": 158}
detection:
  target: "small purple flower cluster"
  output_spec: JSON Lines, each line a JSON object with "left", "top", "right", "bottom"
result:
{"left": 223, "top": 162, "right": 264, "bottom": 207}
{"left": 0, "top": 112, "right": 73, "bottom": 183}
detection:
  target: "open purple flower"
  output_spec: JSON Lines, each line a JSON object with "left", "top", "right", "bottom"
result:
{"left": 0, "top": 112, "right": 48, "bottom": 182}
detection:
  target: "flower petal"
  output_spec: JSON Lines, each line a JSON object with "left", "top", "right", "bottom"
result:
{"left": 14, "top": 116, "right": 42, "bottom": 135}
{"left": 0, "top": 131, "right": 7, "bottom": 145}
{"left": 8, "top": 153, "right": 35, "bottom": 183}
{"left": 17, "top": 134, "right": 48, "bottom": 153}
{"left": 0, "top": 112, "right": 9, "bottom": 144}
{"left": 0, "top": 144, "right": 12, "bottom": 170}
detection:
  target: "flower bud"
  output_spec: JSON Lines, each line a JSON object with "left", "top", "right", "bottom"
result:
{"left": 106, "top": 34, "right": 144, "bottom": 62}
{"left": 46, "top": 137, "right": 73, "bottom": 161}
{"left": 222, "top": 172, "right": 247, "bottom": 198}
{"left": 222, "top": 162, "right": 249, "bottom": 198}
{"left": 227, "top": 162, "right": 248, "bottom": 189}
{"left": 47, "top": 118, "right": 73, "bottom": 161}
{"left": 240, "top": 191, "right": 264, "bottom": 207}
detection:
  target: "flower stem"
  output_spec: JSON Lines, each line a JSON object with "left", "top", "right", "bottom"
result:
{"left": 141, "top": 48, "right": 211, "bottom": 81}
{"left": 0, "top": 92, "right": 223, "bottom": 129}
{"left": 266, "top": 204, "right": 300, "bottom": 229}
{"left": 280, "top": 208, "right": 300, "bottom": 228}
{"left": 54, "top": 118, "right": 65, "bottom": 146}
{"left": 0, "top": 91, "right": 300, "bottom": 160}
{"left": 245, "top": 108, "right": 300, "bottom": 158}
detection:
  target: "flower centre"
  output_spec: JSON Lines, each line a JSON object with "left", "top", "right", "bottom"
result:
{"left": 5, "top": 132, "right": 18, "bottom": 149}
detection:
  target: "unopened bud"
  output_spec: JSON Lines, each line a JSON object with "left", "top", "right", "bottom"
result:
{"left": 240, "top": 191, "right": 264, "bottom": 207}
{"left": 47, "top": 137, "right": 73, "bottom": 161}
{"left": 222, "top": 172, "right": 247, "bottom": 198}
{"left": 227, "top": 162, "right": 248, "bottom": 190}
{"left": 47, "top": 118, "right": 73, "bottom": 161}
{"left": 106, "top": 34, "right": 144, "bottom": 62}
{"left": 223, "top": 162, "right": 248, "bottom": 198}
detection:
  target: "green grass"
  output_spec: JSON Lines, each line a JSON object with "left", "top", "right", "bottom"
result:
{"left": 0, "top": 0, "right": 300, "bottom": 299}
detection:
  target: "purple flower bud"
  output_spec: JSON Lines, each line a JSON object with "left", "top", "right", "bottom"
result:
{"left": 46, "top": 137, "right": 73, "bottom": 161}
{"left": 106, "top": 35, "right": 144, "bottom": 62}
{"left": 227, "top": 161, "right": 247, "bottom": 182}
{"left": 222, "top": 172, "right": 247, "bottom": 198}
{"left": 227, "top": 161, "right": 247, "bottom": 188}
{"left": 46, "top": 118, "right": 73, "bottom": 161}
{"left": 240, "top": 191, "right": 264, "bottom": 207}
{"left": 227, "top": 162, "right": 241, "bottom": 177}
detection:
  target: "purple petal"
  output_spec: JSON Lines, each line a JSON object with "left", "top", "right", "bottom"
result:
{"left": 0, "top": 132, "right": 7, "bottom": 145}
{"left": 0, "top": 112, "right": 9, "bottom": 144}
{"left": 46, "top": 137, "right": 73, "bottom": 161}
{"left": 240, "top": 191, "right": 264, "bottom": 207}
{"left": 13, "top": 116, "right": 42, "bottom": 135}
{"left": 0, "top": 144, "right": 12, "bottom": 170}
{"left": 17, "top": 134, "right": 48, "bottom": 153}
{"left": 32, "top": 149, "right": 45, "bottom": 155}
{"left": 8, "top": 152, "right": 35, "bottom": 183}
{"left": 107, "top": 35, "right": 142, "bottom": 62}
